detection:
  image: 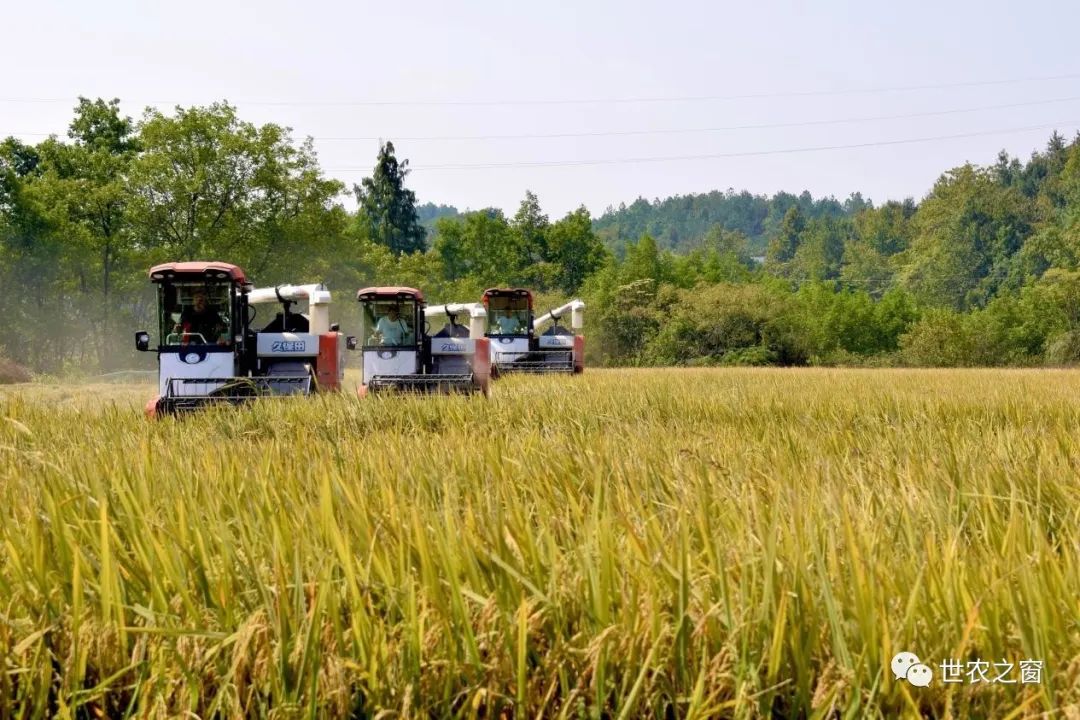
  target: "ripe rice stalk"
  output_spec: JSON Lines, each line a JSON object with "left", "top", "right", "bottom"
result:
{"left": 0, "top": 368, "right": 1079, "bottom": 716}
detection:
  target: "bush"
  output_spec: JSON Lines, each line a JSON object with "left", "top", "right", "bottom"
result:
{"left": 1045, "top": 330, "right": 1080, "bottom": 365}
{"left": 899, "top": 310, "right": 979, "bottom": 366}
{"left": 719, "top": 345, "right": 778, "bottom": 366}
{"left": 0, "top": 356, "right": 32, "bottom": 384}
{"left": 641, "top": 282, "right": 800, "bottom": 366}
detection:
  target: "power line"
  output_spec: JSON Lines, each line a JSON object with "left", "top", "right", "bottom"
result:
{"left": 10, "top": 95, "right": 1080, "bottom": 143}
{"left": 318, "top": 121, "right": 1078, "bottom": 172}
{"left": 308, "top": 95, "right": 1080, "bottom": 141}
{"left": 2, "top": 72, "right": 1080, "bottom": 108}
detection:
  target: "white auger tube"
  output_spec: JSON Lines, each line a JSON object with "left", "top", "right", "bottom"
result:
{"left": 247, "top": 284, "right": 333, "bottom": 334}
{"left": 534, "top": 300, "right": 584, "bottom": 331}
{"left": 425, "top": 302, "right": 488, "bottom": 339}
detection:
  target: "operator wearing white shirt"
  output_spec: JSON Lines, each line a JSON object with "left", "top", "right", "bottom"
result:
{"left": 495, "top": 308, "right": 523, "bottom": 335}
{"left": 373, "top": 306, "right": 409, "bottom": 345}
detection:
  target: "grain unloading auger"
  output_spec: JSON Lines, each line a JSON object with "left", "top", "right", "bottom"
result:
{"left": 482, "top": 288, "right": 584, "bottom": 375}
{"left": 135, "top": 261, "right": 347, "bottom": 417}
{"left": 353, "top": 287, "right": 491, "bottom": 396}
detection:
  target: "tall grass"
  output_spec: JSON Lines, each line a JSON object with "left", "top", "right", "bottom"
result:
{"left": 1, "top": 368, "right": 1079, "bottom": 717}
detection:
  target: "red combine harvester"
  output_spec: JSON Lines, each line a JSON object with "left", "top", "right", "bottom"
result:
{"left": 354, "top": 286, "right": 491, "bottom": 395}
{"left": 482, "top": 288, "right": 584, "bottom": 375}
{"left": 134, "top": 261, "right": 348, "bottom": 416}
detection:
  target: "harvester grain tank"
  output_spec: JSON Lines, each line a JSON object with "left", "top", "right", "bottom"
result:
{"left": 134, "top": 261, "right": 347, "bottom": 416}
{"left": 482, "top": 288, "right": 584, "bottom": 374}
{"left": 354, "top": 286, "right": 491, "bottom": 395}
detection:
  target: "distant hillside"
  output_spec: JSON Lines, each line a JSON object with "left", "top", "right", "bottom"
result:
{"left": 593, "top": 190, "right": 871, "bottom": 256}
{"left": 418, "top": 190, "right": 872, "bottom": 256}
{"left": 417, "top": 202, "right": 460, "bottom": 230}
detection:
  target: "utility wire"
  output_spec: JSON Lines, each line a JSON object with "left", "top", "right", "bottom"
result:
{"left": 2, "top": 72, "right": 1080, "bottom": 107}
{"left": 317, "top": 120, "right": 1079, "bottom": 172}
{"left": 308, "top": 95, "right": 1080, "bottom": 141}
{"left": 9, "top": 95, "right": 1080, "bottom": 142}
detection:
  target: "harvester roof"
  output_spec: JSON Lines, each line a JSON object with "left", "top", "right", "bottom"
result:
{"left": 483, "top": 287, "right": 533, "bottom": 308}
{"left": 149, "top": 261, "right": 248, "bottom": 284}
{"left": 357, "top": 286, "right": 424, "bottom": 302}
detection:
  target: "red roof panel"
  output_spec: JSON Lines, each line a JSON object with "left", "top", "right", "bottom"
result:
{"left": 483, "top": 287, "right": 533, "bottom": 308}
{"left": 357, "top": 286, "right": 424, "bottom": 302}
{"left": 149, "top": 261, "right": 248, "bottom": 283}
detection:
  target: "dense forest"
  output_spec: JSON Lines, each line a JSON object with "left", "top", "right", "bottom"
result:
{"left": 592, "top": 190, "right": 871, "bottom": 257}
{"left": 411, "top": 191, "right": 872, "bottom": 258}
{"left": 3, "top": 97, "right": 1080, "bottom": 376}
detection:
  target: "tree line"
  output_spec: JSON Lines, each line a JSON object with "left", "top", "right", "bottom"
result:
{"left": 593, "top": 188, "right": 871, "bottom": 257}
{"left": 3, "top": 97, "right": 1080, "bottom": 375}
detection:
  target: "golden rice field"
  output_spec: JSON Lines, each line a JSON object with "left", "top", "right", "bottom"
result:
{"left": 2, "top": 368, "right": 1080, "bottom": 719}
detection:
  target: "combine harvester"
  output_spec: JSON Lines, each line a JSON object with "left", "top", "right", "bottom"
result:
{"left": 354, "top": 286, "right": 491, "bottom": 396}
{"left": 482, "top": 288, "right": 585, "bottom": 375}
{"left": 135, "top": 261, "right": 348, "bottom": 416}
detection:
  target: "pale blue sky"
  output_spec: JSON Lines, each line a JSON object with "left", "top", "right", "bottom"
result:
{"left": 3, "top": 0, "right": 1079, "bottom": 216}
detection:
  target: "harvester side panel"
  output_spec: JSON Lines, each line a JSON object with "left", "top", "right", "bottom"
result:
{"left": 316, "top": 332, "right": 344, "bottom": 390}
{"left": 255, "top": 332, "right": 320, "bottom": 357}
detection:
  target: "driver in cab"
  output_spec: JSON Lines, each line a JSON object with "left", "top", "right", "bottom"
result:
{"left": 495, "top": 307, "right": 523, "bottom": 335}
{"left": 372, "top": 305, "right": 409, "bottom": 346}
{"left": 175, "top": 288, "right": 228, "bottom": 345}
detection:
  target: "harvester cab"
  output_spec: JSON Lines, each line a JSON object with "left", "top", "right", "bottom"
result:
{"left": 135, "top": 261, "right": 346, "bottom": 416}
{"left": 355, "top": 287, "right": 491, "bottom": 395}
{"left": 482, "top": 288, "right": 585, "bottom": 374}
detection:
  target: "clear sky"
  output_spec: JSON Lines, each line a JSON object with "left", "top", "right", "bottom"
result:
{"left": 3, "top": 0, "right": 1080, "bottom": 217}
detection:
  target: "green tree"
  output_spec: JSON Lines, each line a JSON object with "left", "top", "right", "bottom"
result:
{"left": 765, "top": 206, "right": 806, "bottom": 269}
{"left": 129, "top": 103, "right": 345, "bottom": 276}
{"left": 544, "top": 206, "right": 607, "bottom": 293}
{"left": 512, "top": 190, "right": 548, "bottom": 259}
{"left": 0, "top": 99, "right": 143, "bottom": 370}
{"left": 791, "top": 217, "right": 847, "bottom": 282}
{"left": 622, "top": 234, "right": 665, "bottom": 286}
{"left": 432, "top": 209, "right": 519, "bottom": 285}
{"left": 900, "top": 164, "right": 1034, "bottom": 310}
{"left": 840, "top": 241, "right": 894, "bottom": 298}
{"left": 0, "top": 138, "right": 69, "bottom": 370}
{"left": 510, "top": 190, "right": 560, "bottom": 287}
{"left": 354, "top": 141, "right": 426, "bottom": 255}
